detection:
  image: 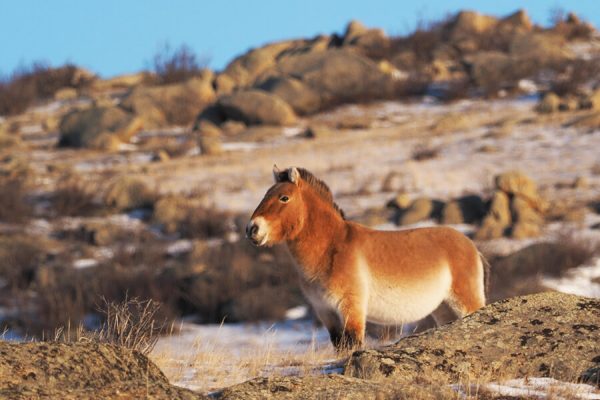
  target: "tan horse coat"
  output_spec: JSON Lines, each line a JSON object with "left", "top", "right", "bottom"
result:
{"left": 247, "top": 167, "right": 487, "bottom": 350}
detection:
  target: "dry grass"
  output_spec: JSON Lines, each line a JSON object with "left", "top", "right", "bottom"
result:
{"left": 0, "top": 174, "right": 32, "bottom": 223}
{"left": 486, "top": 233, "right": 597, "bottom": 302}
{"left": 0, "top": 62, "right": 93, "bottom": 116}
{"left": 51, "top": 297, "right": 170, "bottom": 355}
{"left": 50, "top": 174, "right": 100, "bottom": 217}
{"left": 150, "top": 323, "right": 340, "bottom": 393}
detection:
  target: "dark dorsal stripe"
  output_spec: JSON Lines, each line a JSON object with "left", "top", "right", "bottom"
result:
{"left": 276, "top": 168, "right": 345, "bottom": 219}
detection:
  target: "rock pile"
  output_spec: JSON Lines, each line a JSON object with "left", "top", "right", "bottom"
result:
{"left": 393, "top": 171, "right": 547, "bottom": 239}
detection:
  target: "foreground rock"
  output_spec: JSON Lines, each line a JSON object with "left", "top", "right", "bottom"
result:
{"left": 0, "top": 342, "right": 204, "bottom": 399}
{"left": 346, "top": 292, "right": 599, "bottom": 383}
{"left": 217, "top": 292, "right": 600, "bottom": 399}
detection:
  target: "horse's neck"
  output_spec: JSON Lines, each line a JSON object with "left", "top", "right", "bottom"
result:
{"left": 287, "top": 201, "right": 345, "bottom": 280}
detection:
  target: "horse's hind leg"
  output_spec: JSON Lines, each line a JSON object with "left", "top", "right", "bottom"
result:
{"left": 430, "top": 301, "right": 459, "bottom": 327}
{"left": 447, "top": 254, "right": 487, "bottom": 317}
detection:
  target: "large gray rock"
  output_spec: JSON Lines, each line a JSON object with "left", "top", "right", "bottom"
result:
{"left": 58, "top": 106, "right": 142, "bottom": 148}
{"left": 218, "top": 89, "right": 297, "bottom": 126}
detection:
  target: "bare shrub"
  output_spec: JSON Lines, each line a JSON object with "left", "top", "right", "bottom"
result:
{"left": 152, "top": 43, "right": 209, "bottom": 85}
{"left": 51, "top": 175, "right": 100, "bottom": 217}
{"left": 180, "top": 240, "right": 302, "bottom": 323}
{"left": 0, "top": 235, "right": 44, "bottom": 292}
{"left": 487, "top": 234, "right": 596, "bottom": 302}
{"left": 94, "top": 297, "right": 166, "bottom": 355}
{"left": 411, "top": 145, "right": 440, "bottom": 161}
{"left": 0, "top": 175, "right": 32, "bottom": 223}
{"left": 549, "top": 59, "right": 600, "bottom": 97}
{"left": 0, "top": 62, "right": 93, "bottom": 116}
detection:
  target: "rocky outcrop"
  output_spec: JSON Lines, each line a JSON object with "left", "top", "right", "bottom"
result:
{"left": 0, "top": 341, "right": 204, "bottom": 399}
{"left": 120, "top": 77, "right": 216, "bottom": 128}
{"left": 58, "top": 106, "right": 143, "bottom": 149}
{"left": 476, "top": 170, "right": 546, "bottom": 239}
{"left": 216, "top": 292, "right": 600, "bottom": 399}
{"left": 345, "top": 292, "right": 599, "bottom": 383}
{"left": 218, "top": 90, "right": 297, "bottom": 126}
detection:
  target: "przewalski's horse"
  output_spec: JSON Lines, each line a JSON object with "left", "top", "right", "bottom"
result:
{"left": 247, "top": 166, "right": 488, "bottom": 350}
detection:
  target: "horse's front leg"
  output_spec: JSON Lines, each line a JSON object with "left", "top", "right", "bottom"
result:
{"left": 337, "top": 293, "right": 367, "bottom": 351}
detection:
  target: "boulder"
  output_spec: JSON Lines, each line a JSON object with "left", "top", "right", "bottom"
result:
{"left": 58, "top": 107, "right": 143, "bottom": 148}
{"left": 342, "top": 20, "right": 388, "bottom": 50}
{"left": 218, "top": 89, "right": 297, "bottom": 126}
{"left": 346, "top": 292, "right": 600, "bottom": 384}
{"left": 511, "top": 221, "right": 541, "bottom": 239}
{"left": 0, "top": 342, "right": 202, "bottom": 399}
{"left": 475, "top": 191, "right": 511, "bottom": 240}
{"left": 495, "top": 170, "right": 540, "bottom": 207}
{"left": 256, "top": 77, "right": 322, "bottom": 115}
{"left": 104, "top": 176, "right": 156, "bottom": 210}
{"left": 498, "top": 9, "right": 533, "bottom": 33}
{"left": 276, "top": 49, "right": 395, "bottom": 107}
{"left": 54, "top": 87, "right": 78, "bottom": 101}
{"left": 120, "top": 77, "right": 216, "bottom": 128}
{"left": 91, "top": 72, "right": 153, "bottom": 92}
{"left": 536, "top": 92, "right": 561, "bottom": 113}
{"left": 444, "top": 11, "right": 498, "bottom": 41}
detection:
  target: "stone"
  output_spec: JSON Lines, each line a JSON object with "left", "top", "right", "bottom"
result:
{"left": 277, "top": 49, "right": 395, "bottom": 107}
{"left": 511, "top": 221, "right": 541, "bottom": 239}
{"left": 536, "top": 92, "right": 561, "bottom": 113}
{"left": 398, "top": 198, "right": 433, "bottom": 225}
{"left": 218, "top": 89, "right": 297, "bottom": 126}
{"left": 256, "top": 76, "right": 322, "bottom": 115}
{"left": 54, "top": 87, "right": 78, "bottom": 101}
{"left": 511, "top": 196, "right": 543, "bottom": 225}
{"left": 432, "top": 113, "right": 472, "bottom": 134}
{"left": 495, "top": 170, "right": 540, "bottom": 206}
{"left": 120, "top": 77, "right": 216, "bottom": 128}
{"left": 58, "top": 107, "right": 143, "bottom": 148}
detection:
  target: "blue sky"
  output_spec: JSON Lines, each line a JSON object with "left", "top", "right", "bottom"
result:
{"left": 1, "top": 0, "right": 598, "bottom": 78}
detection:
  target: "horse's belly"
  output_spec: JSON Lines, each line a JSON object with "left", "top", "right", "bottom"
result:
{"left": 366, "top": 267, "right": 452, "bottom": 324}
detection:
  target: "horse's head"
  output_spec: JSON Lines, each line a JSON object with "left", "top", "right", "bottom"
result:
{"left": 246, "top": 166, "right": 306, "bottom": 246}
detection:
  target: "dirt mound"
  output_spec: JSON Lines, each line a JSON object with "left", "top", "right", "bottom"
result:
{"left": 0, "top": 341, "right": 204, "bottom": 399}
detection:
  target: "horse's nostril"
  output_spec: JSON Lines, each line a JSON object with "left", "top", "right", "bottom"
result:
{"left": 246, "top": 222, "right": 259, "bottom": 237}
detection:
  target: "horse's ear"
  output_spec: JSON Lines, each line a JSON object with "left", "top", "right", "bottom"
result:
{"left": 288, "top": 167, "right": 300, "bottom": 185}
{"left": 273, "top": 164, "right": 283, "bottom": 182}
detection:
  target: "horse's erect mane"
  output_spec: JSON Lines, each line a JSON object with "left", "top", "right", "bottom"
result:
{"left": 276, "top": 168, "right": 345, "bottom": 219}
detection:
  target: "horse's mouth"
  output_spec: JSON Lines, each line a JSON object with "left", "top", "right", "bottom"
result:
{"left": 248, "top": 235, "right": 268, "bottom": 247}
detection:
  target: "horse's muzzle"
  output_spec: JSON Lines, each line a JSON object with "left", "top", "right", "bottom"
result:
{"left": 245, "top": 221, "right": 262, "bottom": 245}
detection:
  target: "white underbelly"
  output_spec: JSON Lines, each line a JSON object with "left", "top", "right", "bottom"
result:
{"left": 366, "top": 266, "right": 452, "bottom": 324}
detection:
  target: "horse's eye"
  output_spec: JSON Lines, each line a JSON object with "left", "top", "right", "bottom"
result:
{"left": 279, "top": 195, "right": 290, "bottom": 203}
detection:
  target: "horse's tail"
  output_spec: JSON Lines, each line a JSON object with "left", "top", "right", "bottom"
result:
{"left": 478, "top": 251, "right": 491, "bottom": 303}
